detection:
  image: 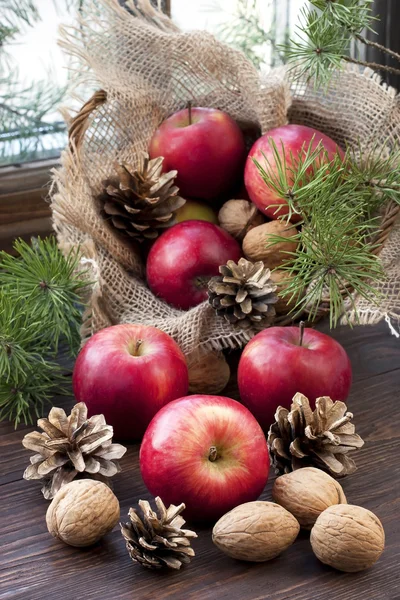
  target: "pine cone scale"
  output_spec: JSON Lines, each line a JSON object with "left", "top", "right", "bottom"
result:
{"left": 47, "top": 407, "right": 69, "bottom": 434}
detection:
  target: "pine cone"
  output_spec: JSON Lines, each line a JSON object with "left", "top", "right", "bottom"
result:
{"left": 268, "top": 393, "right": 364, "bottom": 478}
{"left": 98, "top": 153, "right": 186, "bottom": 242}
{"left": 121, "top": 497, "right": 197, "bottom": 570}
{"left": 22, "top": 402, "right": 127, "bottom": 499}
{"left": 208, "top": 258, "right": 277, "bottom": 328}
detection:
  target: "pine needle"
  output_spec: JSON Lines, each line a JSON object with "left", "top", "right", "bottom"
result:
{"left": 0, "top": 237, "right": 88, "bottom": 427}
{"left": 0, "top": 237, "right": 88, "bottom": 355}
{"left": 254, "top": 138, "right": 398, "bottom": 326}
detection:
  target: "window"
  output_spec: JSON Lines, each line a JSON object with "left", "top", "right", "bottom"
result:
{"left": 1, "top": 0, "right": 305, "bottom": 168}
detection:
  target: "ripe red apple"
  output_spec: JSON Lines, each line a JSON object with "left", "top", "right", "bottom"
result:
{"left": 174, "top": 199, "right": 218, "bottom": 225}
{"left": 238, "top": 324, "right": 352, "bottom": 430}
{"left": 244, "top": 124, "right": 345, "bottom": 221}
{"left": 72, "top": 324, "right": 188, "bottom": 440}
{"left": 149, "top": 107, "right": 246, "bottom": 200}
{"left": 146, "top": 220, "right": 242, "bottom": 310}
{"left": 140, "top": 394, "right": 270, "bottom": 522}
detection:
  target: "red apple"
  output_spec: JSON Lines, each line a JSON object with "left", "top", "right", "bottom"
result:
{"left": 244, "top": 124, "right": 345, "bottom": 221}
{"left": 140, "top": 394, "right": 270, "bottom": 522}
{"left": 238, "top": 325, "right": 352, "bottom": 430}
{"left": 175, "top": 199, "right": 218, "bottom": 225}
{"left": 146, "top": 220, "right": 242, "bottom": 310}
{"left": 72, "top": 324, "right": 188, "bottom": 440}
{"left": 149, "top": 107, "right": 246, "bottom": 200}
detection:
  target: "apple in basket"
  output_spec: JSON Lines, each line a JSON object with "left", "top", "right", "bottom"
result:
{"left": 72, "top": 324, "right": 188, "bottom": 440}
{"left": 140, "top": 394, "right": 270, "bottom": 522}
{"left": 238, "top": 324, "right": 352, "bottom": 430}
{"left": 146, "top": 220, "right": 242, "bottom": 310}
{"left": 149, "top": 106, "right": 246, "bottom": 201}
{"left": 244, "top": 124, "right": 345, "bottom": 222}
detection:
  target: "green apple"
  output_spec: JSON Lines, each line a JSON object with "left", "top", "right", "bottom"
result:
{"left": 175, "top": 199, "right": 218, "bottom": 225}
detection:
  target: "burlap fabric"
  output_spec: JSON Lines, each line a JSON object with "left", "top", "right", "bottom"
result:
{"left": 51, "top": 0, "right": 400, "bottom": 361}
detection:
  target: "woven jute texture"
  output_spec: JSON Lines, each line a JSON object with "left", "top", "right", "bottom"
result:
{"left": 51, "top": 0, "right": 400, "bottom": 359}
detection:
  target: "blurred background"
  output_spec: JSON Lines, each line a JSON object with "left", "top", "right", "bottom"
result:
{"left": 0, "top": 0, "right": 398, "bottom": 251}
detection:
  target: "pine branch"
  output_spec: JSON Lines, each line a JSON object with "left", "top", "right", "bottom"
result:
{"left": 285, "top": 0, "right": 400, "bottom": 88}
{"left": 343, "top": 56, "right": 400, "bottom": 77}
{"left": 253, "top": 138, "right": 398, "bottom": 326}
{"left": 0, "top": 293, "right": 70, "bottom": 427}
{"left": 0, "top": 237, "right": 89, "bottom": 356}
{"left": 207, "top": 0, "right": 278, "bottom": 69}
{"left": 0, "top": 0, "right": 73, "bottom": 164}
{"left": 355, "top": 34, "right": 400, "bottom": 63}
{"left": 0, "top": 237, "right": 90, "bottom": 426}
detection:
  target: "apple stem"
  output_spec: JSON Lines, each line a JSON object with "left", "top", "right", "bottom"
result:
{"left": 299, "top": 321, "right": 305, "bottom": 347}
{"left": 208, "top": 446, "right": 218, "bottom": 462}
{"left": 188, "top": 101, "right": 192, "bottom": 125}
{"left": 135, "top": 339, "right": 143, "bottom": 355}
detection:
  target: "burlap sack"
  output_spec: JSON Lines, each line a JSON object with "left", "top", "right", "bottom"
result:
{"left": 51, "top": 0, "right": 400, "bottom": 361}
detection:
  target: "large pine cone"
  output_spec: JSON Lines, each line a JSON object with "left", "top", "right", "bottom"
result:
{"left": 98, "top": 153, "right": 185, "bottom": 242}
{"left": 268, "top": 393, "right": 364, "bottom": 478}
{"left": 22, "top": 402, "right": 127, "bottom": 499}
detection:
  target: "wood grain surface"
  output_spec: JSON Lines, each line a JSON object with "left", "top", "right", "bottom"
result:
{"left": 0, "top": 159, "right": 56, "bottom": 253}
{"left": 1, "top": 321, "right": 399, "bottom": 600}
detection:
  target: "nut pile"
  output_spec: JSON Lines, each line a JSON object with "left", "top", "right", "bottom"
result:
{"left": 212, "top": 468, "right": 385, "bottom": 573}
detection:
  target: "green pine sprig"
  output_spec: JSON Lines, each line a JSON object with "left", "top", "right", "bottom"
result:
{"left": 0, "top": 236, "right": 88, "bottom": 355}
{"left": 254, "top": 138, "right": 400, "bottom": 327}
{"left": 0, "top": 292, "right": 70, "bottom": 426}
{"left": 284, "top": 0, "right": 400, "bottom": 89}
{"left": 0, "top": 237, "right": 88, "bottom": 427}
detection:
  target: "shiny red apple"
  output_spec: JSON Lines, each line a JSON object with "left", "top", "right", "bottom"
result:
{"left": 140, "top": 394, "right": 270, "bottom": 522}
{"left": 146, "top": 220, "right": 242, "bottom": 310}
{"left": 244, "top": 124, "right": 344, "bottom": 221}
{"left": 72, "top": 324, "right": 188, "bottom": 440}
{"left": 238, "top": 324, "right": 352, "bottom": 430}
{"left": 149, "top": 106, "right": 246, "bottom": 200}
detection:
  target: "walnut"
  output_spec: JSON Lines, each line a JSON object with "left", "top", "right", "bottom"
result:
{"left": 310, "top": 504, "right": 385, "bottom": 572}
{"left": 270, "top": 270, "right": 302, "bottom": 315}
{"left": 46, "top": 479, "right": 120, "bottom": 547}
{"left": 212, "top": 501, "right": 300, "bottom": 562}
{"left": 218, "top": 199, "right": 264, "bottom": 241}
{"left": 272, "top": 467, "right": 347, "bottom": 529}
{"left": 187, "top": 350, "right": 230, "bottom": 394}
{"left": 242, "top": 220, "right": 298, "bottom": 268}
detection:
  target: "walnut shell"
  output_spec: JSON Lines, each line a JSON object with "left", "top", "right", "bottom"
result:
{"left": 269, "top": 270, "right": 302, "bottom": 315}
{"left": 218, "top": 199, "right": 264, "bottom": 241}
{"left": 212, "top": 501, "right": 300, "bottom": 562}
{"left": 311, "top": 504, "right": 385, "bottom": 572}
{"left": 272, "top": 467, "right": 347, "bottom": 529}
{"left": 187, "top": 350, "right": 230, "bottom": 394}
{"left": 242, "top": 220, "right": 298, "bottom": 269}
{"left": 46, "top": 479, "right": 120, "bottom": 547}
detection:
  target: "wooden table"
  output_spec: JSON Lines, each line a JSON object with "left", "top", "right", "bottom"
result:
{"left": 1, "top": 321, "right": 399, "bottom": 600}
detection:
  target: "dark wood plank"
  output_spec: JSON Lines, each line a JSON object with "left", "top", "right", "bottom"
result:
{"left": 0, "top": 158, "right": 57, "bottom": 253}
{"left": 1, "top": 321, "right": 399, "bottom": 600}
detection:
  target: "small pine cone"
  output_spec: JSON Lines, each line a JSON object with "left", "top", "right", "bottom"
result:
{"left": 98, "top": 152, "right": 186, "bottom": 242}
{"left": 121, "top": 497, "right": 197, "bottom": 570}
{"left": 22, "top": 403, "right": 127, "bottom": 499}
{"left": 208, "top": 257, "right": 277, "bottom": 329}
{"left": 268, "top": 393, "right": 364, "bottom": 478}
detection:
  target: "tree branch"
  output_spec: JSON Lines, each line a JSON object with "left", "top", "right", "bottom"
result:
{"left": 355, "top": 34, "right": 400, "bottom": 63}
{"left": 343, "top": 55, "right": 400, "bottom": 77}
